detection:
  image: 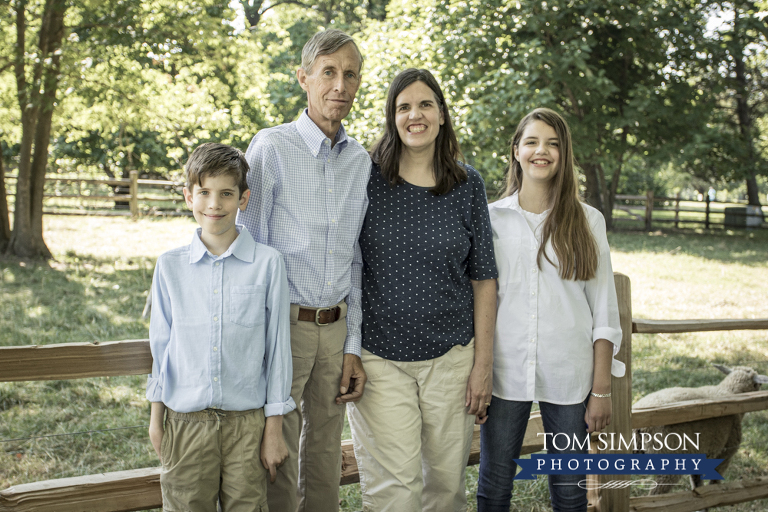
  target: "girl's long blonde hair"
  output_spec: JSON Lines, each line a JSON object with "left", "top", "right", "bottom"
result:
{"left": 502, "top": 108, "right": 598, "bottom": 281}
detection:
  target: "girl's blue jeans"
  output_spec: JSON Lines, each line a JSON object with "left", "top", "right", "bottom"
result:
{"left": 477, "top": 396, "right": 590, "bottom": 512}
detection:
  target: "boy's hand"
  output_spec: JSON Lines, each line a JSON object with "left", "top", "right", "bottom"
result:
{"left": 148, "top": 402, "right": 166, "bottom": 462}
{"left": 149, "top": 423, "right": 164, "bottom": 460}
{"left": 261, "top": 416, "right": 288, "bottom": 483}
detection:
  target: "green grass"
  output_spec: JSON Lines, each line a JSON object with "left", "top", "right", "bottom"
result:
{"left": 1, "top": 218, "right": 768, "bottom": 511}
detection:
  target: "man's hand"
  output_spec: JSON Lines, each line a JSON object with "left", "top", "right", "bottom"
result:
{"left": 261, "top": 416, "right": 288, "bottom": 483}
{"left": 336, "top": 353, "right": 367, "bottom": 404}
{"left": 466, "top": 361, "right": 492, "bottom": 423}
{"left": 585, "top": 395, "right": 612, "bottom": 433}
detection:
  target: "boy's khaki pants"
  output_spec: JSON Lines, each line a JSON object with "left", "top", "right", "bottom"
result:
{"left": 160, "top": 408, "right": 267, "bottom": 512}
{"left": 267, "top": 302, "right": 347, "bottom": 512}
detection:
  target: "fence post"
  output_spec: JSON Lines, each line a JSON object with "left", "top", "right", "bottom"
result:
{"left": 674, "top": 192, "right": 680, "bottom": 229}
{"left": 587, "top": 273, "right": 632, "bottom": 512}
{"left": 705, "top": 194, "right": 710, "bottom": 229}
{"left": 644, "top": 190, "right": 653, "bottom": 230}
{"left": 129, "top": 171, "right": 139, "bottom": 220}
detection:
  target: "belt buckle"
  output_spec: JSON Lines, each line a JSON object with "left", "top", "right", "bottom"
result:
{"left": 315, "top": 307, "right": 333, "bottom": 326}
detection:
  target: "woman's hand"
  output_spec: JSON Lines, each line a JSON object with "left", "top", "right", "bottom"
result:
{"left": 466, "top": 361, "right": 492, "bottom": 424}
{"left": 468, "top": 278, "right": 497, "bottom": 424}
{"left": 584, "top": 396, "right": 612, "bottom": 433}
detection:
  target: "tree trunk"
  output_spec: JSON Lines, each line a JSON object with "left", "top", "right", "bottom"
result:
{"left": 0, "top": 155, "right": 10, "bottom": 253}
{"left": 8, "top": 0, "right": 67, "bottom": 258}
{"left": 731, "top": 4, "right": 762, "bottom": 207}
{"left": 582, "top": 162, "right": 604, "bottom": 213}
{"left": 746, "top": 175, "right": 761, "bottom": 206}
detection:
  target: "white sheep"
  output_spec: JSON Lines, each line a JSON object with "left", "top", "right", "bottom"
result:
{"left": 632, "top": 365, "right": 768, "bottom": 498}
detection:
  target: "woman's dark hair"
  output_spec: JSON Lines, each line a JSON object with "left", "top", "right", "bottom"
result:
{"left": 370, "top": 68, "right": 466, "bottom": 195}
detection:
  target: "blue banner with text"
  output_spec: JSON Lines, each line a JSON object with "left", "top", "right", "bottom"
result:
{"left": 513, "top": 454, "right": 723, "bottom": 480}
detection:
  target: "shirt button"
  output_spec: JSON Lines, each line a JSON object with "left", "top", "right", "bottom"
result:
{"left": 215, "top": 262, "right": 220, "bottom": 267}
{"left": 328, "top": 189, "right": 332, "bottom": 193}
{"left": 529, "top": 361, "right": 535, "bottom": 365}
{"left": 531, "top": 268, "right": 536, "bottom": 273}
{"left": 531, "top": 314, "right": 536, "bottom": 319}
{"left": 327, "top": 281, "right": 332, "bottom": 285}
{"left": 324, "top": 139, "right": 330, "bottom": 145}
{"left": 214, "top": 316, "right": 219, "bottom": 322}
{"left": 213, "top": 347, "right": 218, "bottom": 351}
{"left": 214, "top": 289, "right": 219, "bottom": 294}
{"left": 213, "top": 377, "right": 218, "bottom": 382}
{"left": 329, "top": 250, "right": 333, "bottom": 254}
{"left": 530, "top": 338, "right": 536, "bottom": 343}
{"left": 531, "top": 291, "right": 535, "bottom": 295}
{"left": 331, "top": 219, "right": 336, "bottom": 223}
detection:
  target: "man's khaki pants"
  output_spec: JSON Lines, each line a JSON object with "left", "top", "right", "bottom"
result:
{"left": 267, "top": 303, "right": 347, "bottom": 512}
{"left": 348, "top": 342, "right": 476, "bottom": 512}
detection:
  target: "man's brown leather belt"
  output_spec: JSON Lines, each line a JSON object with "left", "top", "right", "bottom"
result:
{"left": 297, "top": 306, "right": 342, "bottom": 326}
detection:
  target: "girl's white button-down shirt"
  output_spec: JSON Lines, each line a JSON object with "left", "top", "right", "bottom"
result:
{"left": 488, "top": 193, "right": 625, "bottom": 405}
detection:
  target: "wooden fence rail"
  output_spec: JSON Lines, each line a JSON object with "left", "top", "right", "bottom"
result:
{"left": 6, "top": 173, "right": 766, "bottom": 229}
{"left": 614, "top": 193, "right": 767, "bottom": 230}
{"left": 2, "top": 274, "right": 768, "bottom": 511}
{"left": 3, "top": 173, "right": 184, "bottom": 219}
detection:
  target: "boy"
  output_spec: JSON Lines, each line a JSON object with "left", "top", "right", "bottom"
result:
{"left": 147, "top": 142, "right": 294, "bottom": 512}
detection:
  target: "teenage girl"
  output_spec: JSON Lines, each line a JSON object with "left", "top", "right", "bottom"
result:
{"left": 477, "top": 108, "right": 625, "bottom": 512}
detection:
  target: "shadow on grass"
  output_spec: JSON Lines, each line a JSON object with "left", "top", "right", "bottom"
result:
{"left": 0, "top": 253, "right": 153, "bottom": 347}
{"left": 607, "top": 228, "right": 768, "bottom": 266}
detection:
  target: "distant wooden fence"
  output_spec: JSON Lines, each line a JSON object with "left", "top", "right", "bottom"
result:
{"left": 3, "top": 173, "right": 187, "bottom": 219}
{"left": 615, "top": 192, "right": 767, "bottom": 230}
{"left": 1, "top": 274, "right": 768, "bottom": 512}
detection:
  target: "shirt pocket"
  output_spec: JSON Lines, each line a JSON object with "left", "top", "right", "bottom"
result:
{"left": 229, "top": 285, "right": 267, "bottom": 327}
{"left": 493, "top": 237, "right": 524, "bottom": 286}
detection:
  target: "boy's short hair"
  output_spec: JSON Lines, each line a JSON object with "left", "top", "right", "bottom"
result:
{"left": 185, "top": 143, "right": 249, "bottom": 197}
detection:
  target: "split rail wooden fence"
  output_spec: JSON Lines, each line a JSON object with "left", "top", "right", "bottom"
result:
{"left": 1, "top": 274, "right": 768, "bottom": 512}
{"left": 614, "top": 192, "right": 767, "bottom": 230}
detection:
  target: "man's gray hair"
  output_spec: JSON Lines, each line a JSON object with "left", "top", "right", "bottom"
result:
{"left": 301, "top": 29, "right": 364, "bottom": 75}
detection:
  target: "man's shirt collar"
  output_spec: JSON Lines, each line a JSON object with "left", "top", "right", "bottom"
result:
{"left": 188, "top": 225, "right": 256, "bottom": 264}
{"left": 296, "top": 109, "right": 349, "bottom": 157}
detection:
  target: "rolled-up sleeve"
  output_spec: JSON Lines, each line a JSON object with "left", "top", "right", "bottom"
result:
{"left": 146, "top": 257, "right": 171, "bottom": 402}
{"left": 583, "top": 211, "right": 625, "bottom": 377}
{"left": 263, "top": 253, "right": 296, "bottom": 417}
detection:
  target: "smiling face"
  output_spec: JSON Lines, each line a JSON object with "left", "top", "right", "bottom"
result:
{"left": 183, "top": 174, "right": 250, "bottom": 251}
{"left": 514, "top": 120, "right": 561, "bottom": 186}
{"left": 297, "top": 42, "right": 361, "bottom": 139}
{"left": 394, "top": 80, "right": 445, "bottom": 154}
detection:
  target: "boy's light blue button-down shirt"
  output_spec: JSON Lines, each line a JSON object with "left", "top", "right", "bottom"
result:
{"left": 236, "top": 110, "right": 371, "bottom": 356}
{"left": 146, "top": 226, "right": 295, "bottom": 416}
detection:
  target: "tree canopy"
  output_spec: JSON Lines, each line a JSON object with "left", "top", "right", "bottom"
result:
{"left": 1, "top": 0, "right": 767, "bottom": 255}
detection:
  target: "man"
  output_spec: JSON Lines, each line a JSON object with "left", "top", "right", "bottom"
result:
{"left": 237, "top": 29, "right": 370, "bottom": 512}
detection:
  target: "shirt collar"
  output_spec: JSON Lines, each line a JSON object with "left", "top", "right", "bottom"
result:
{"left": 296, "top": 109, "right": 348, "bottom": 157}
{"left": 489, "top": 191, "right": 521, "bottom": 212}
{"left": 188, "top": 225, "right": 256, "bottom": 264}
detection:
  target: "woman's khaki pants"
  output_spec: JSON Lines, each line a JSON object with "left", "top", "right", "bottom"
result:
{"left": 348, "top": 342, "right": 476, "bottom": 512}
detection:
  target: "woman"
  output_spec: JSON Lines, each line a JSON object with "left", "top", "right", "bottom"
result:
{"left": 347, "top": 68, "right": 498, "bottom": 512}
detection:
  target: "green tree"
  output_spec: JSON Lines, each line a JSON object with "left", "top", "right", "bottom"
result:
{"left": 680, "top": 1, "right": 768, "bottom": 205}
{"left": 0, "top": 0, "right": 246, "bottom": 256}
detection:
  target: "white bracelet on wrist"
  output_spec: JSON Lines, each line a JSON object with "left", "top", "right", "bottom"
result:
{"left": 590, "top": 392, "right": 611, "bottom": 398}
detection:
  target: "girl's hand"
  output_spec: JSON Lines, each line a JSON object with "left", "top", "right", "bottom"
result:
{"left": 261, "top": 416, "right": 288, "bottom": 483}
{"left": 584, "top": 396, "right": 612, "bottom": 433}
{"left": 466, "top": 361, "right": 492, "bottom": 421}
